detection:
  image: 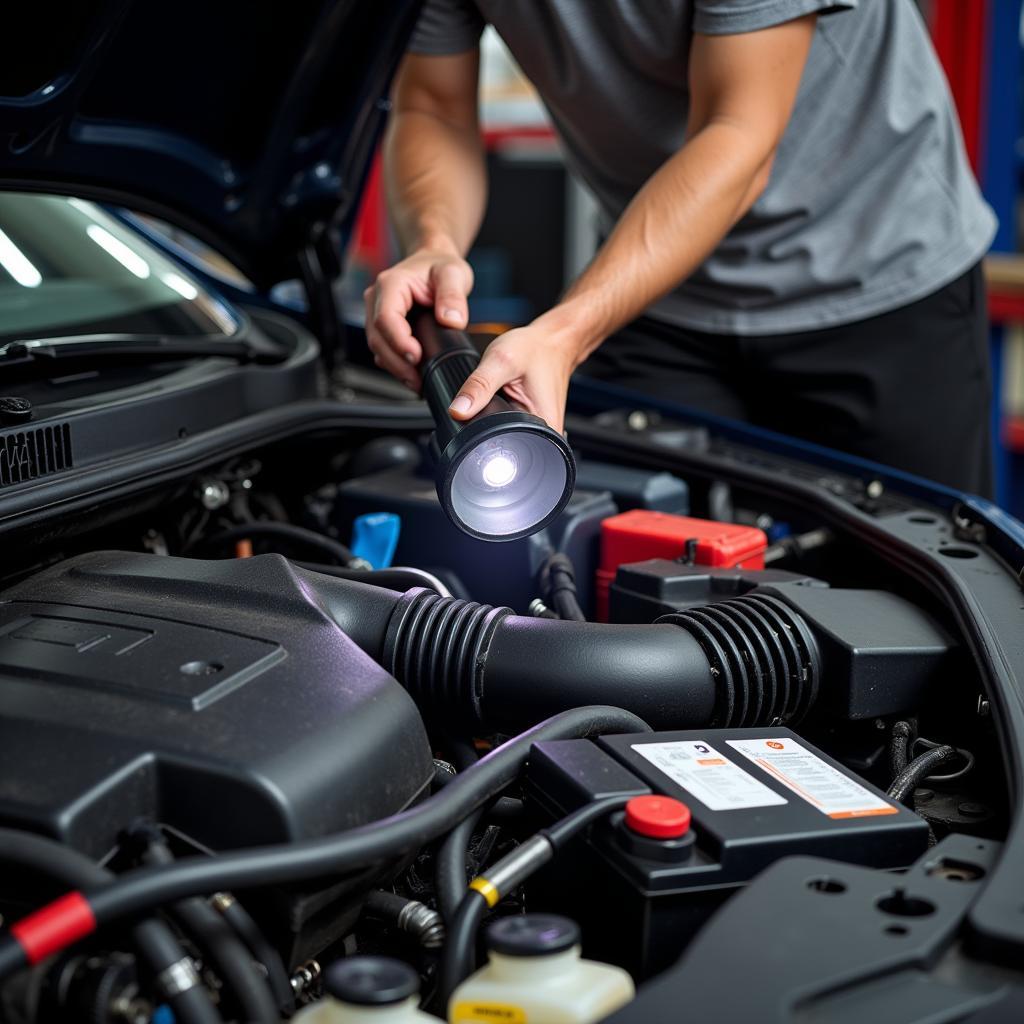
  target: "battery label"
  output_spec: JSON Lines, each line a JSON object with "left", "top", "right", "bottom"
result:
{"left": 632, "top": 740, "right": 788, "bottom": 811}
{"left": 727, "top": 737, "right": 898, "bottom": 819}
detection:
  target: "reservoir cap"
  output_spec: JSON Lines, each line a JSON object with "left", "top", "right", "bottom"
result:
{"left": 487, "top": 914, "right": 580, "bottom": 957}
{"left": 325, "top": 956, "right": 419, "bottom": 1006}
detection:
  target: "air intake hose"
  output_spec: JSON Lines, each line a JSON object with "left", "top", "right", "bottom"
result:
{"left": 314, "top": 576, "right": 820, "bottom": 731}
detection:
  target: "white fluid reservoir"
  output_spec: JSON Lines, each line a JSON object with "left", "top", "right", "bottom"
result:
{"left": 293, "top": 957, "right": 435, "bottom": 1024}
{"left": 448, "top": 914, "right": 634, "bottom": 1024}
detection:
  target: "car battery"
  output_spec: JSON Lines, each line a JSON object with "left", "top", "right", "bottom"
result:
{"left": 595, "top": 511, "right": 767, "bottom": 621}
{"left": 526, "top": 727, "right": 928, "bottom": 978}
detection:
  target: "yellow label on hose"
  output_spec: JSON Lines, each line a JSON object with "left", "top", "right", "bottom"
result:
{"left": 451, "top": 1003, "right": 527, "bottom": 1023}
{"left": 469, "top": 876, "right": 500, "bottom": 907}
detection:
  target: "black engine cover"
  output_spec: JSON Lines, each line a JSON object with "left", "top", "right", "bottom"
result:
{"left": 0, "top": 551, "right": 433, "bottom": 859}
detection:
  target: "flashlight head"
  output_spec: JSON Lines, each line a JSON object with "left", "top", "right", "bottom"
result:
{"left": 438, "top": 410, "right": 575, "bottom": 542}
{"left": 410, "top": 307, "right": 576, "bottom": 542}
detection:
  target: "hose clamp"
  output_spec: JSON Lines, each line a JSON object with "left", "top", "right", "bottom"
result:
{"left": 157, "top": 957, "right": 201, "bottom": 998}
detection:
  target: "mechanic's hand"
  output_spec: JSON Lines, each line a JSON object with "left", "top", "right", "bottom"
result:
{"left": 363, "top": 245, "right": 474, "bottom": 390}
{"left": 448, "top": 321, "right": 579, "bottom": 434}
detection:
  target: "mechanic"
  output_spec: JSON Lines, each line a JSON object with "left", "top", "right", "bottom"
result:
{"left": 364, "top": 0, "right": 997, "bottom": 495}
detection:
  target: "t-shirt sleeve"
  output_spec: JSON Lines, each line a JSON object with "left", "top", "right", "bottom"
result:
{"left": 694, "top": 0, "right": 856, "bottom": 35}
{"left": 407, "top": 0, "right": 486, "bottom": 55}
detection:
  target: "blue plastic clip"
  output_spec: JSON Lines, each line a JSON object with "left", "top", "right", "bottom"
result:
{"left": 351, "top": 512, "right": 401, "bottom": 569}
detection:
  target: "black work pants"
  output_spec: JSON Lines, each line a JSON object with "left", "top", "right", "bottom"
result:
{"left": 579, "top": 263, "right": 993, "bottom": 497}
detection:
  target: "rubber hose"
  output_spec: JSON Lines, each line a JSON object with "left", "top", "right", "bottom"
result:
{"left": 215, "top": 897, "right": 295, "bottom": 1013}
{"left": 436, "top": 808, "right": 487, "bottom": 926}
{"left": 0, "top": 707, "right": 649, "bottom": 981}
{"left": 541, "top": 553, "right": 586, "bottom": 623}
{"left": 301, "top": 569, "right": 819, "bottom": 732}
{"left": 132, "top": 920, "right": 223, "bottom": 1024}
{"left": 438, "top": 890, "right": 488, "bottom": 1013}
{"left": 887, "top": 745, "right": 959, "bottom": 805}
{"left": 364, "top": 891, "right": 445, "bottom": 949}
{"left": 890, "top": 721, "right": 913, "bottom": 779}
{"left": 189, "top": 522, "right": 356, "bottom": 566}
{"left": 437, "top": 795, "right": 632, "bottom": 1008}
{"left": 141, "top": 838, "right": 279, "bottom": 1023}
{"left": 0, "top": 830, "right": 222, "bottom": 1024}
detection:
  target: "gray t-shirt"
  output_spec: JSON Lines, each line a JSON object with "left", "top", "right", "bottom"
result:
{"left": 409, "top": 0, "right": 996, "bottom": 335}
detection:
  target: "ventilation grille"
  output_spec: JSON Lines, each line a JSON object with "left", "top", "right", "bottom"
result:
{"left": 0, "top": 423, "right": 73, "bottom": 487}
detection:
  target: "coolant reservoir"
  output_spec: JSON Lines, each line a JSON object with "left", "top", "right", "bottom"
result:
{"left": 294, "top": 956, "right": 434, "bottom": 1023}
{"left": 448, "top": 914, "right": 634, "bottom": 1023}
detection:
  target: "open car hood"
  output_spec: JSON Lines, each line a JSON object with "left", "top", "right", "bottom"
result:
{"left": 0, "top": 0, "right": 420, "bottom": 289}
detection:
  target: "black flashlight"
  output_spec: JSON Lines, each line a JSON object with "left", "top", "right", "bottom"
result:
{"left": 411, "top": 307, "right": 576, "bottom": 542}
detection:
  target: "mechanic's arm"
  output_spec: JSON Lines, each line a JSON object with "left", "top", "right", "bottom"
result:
{"left": 449, "top": 16, "right": 817, "bottom": 432}
{"left": 365, "top": 49, "right": 486, "bottom": 388}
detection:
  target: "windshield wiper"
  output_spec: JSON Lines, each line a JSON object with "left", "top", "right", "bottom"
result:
{"left": 0, "top": 333, "right": 288, "bottom": 366}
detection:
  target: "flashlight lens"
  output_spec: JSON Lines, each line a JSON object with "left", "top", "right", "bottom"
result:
{"left": 449, "top": 431, "right": 569, "bottom": 538}
{"left": 481, "top": 450, "right": 519, "bottom": 488}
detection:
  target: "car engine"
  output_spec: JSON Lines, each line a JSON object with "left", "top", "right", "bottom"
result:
{"left": 0, "top": 414, "right": 1010, "bottom": 1024}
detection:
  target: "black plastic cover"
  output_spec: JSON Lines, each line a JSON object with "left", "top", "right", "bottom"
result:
{"left": 0, "top": 551, "right": 433, "bottom": 859}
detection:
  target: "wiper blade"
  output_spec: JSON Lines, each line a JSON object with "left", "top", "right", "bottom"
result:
{"left": 0, "top": 333, "right": 287, "bottom": 366}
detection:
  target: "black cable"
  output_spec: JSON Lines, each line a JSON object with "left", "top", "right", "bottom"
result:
{"left": 540, "top": 553, "right": 586, "bottom": 622}
{"left": 887, "top": 744, "right": 959, "bottom": 805}
{"left": 139, "top": 834, "right": 280, "bottom": 1023}
{"left": 447, "top": 735, "right": 481, "bottom": 772}
{"left": 132, "top": 921, "right": 223, "bottom": 1024}
{"left": 890, "top": 720, "right": 913, "bottom": 779}
{"left": 438, "top": 890, "right": 489, "bottom": 1011}
{"left": 437, "top": 794, "right": 631, "bottom": 1007}
{"left": 0, "top": 829, "right": 222, "bottom": 1024}
{"left": 214, "top": 897, "right": 295, "bottom": 1015}
{"left": 187, "top": 521, "right": 356, "bottom": 566}
{"left": 540, "top": 795, "right": 631, "bottom": 848}
{"left": 0, "top": 708, "right": 649, "bottom": 982}
{"left": 486, "top": 798, "right": 525, "bottom": 821}
{"left": 436, "top": 808, "right": 487, "bottom": 926}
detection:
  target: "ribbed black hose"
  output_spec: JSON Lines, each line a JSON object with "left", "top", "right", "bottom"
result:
{"left": 887, "top": 745, "right": 959, "bottom": 805}
{"left": 304, "top": 570, "right": 821, "bottom": 732}
{"left": 0, "top": 708, "right": 649, "bottom": 981}
{"left": 0, "top": 829, "right": 222, "bottom": 1024}
{"left": 189, "top": 521, "right": 356, "bottom": 566}
{"left": 140, "top": 836, "right": 280, "bottom": 1024}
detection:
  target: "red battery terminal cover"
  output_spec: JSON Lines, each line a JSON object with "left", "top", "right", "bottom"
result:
{"left": 596, "top": 510, "right": 767, "bottom": 621}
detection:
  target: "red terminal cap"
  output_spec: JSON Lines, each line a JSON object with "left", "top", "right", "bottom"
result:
{"left": 624, "top": 795, "right": 691, "bottom": 839}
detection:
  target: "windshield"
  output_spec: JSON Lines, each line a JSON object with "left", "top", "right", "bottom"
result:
{"left": 0, "top": 193, "right": 240, "bottom": 344}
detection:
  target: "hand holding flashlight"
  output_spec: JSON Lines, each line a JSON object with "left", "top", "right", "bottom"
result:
{"left": 409, "top": 307, "right": 576, "bottom": 542}
{"left": 363, "top": 244, "right": 474, "bottom": 390}
{"left": 445, "top": 319, "right": 579, "bottom": 435}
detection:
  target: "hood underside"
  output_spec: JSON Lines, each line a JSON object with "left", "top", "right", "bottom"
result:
{"left": 0, "top": 0, "right": 420, "bottom": 288}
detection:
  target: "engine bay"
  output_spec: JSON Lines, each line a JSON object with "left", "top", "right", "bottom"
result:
{"left": 0, "top": 408, "right": 1016, "bottom": 1023}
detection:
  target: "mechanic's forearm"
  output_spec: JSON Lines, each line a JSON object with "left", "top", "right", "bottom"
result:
{"left": 542, "top": 120, "right": 774, "bottom": 361}
{"left": 384, "top": 110, "right": 488, "bottom": 257}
